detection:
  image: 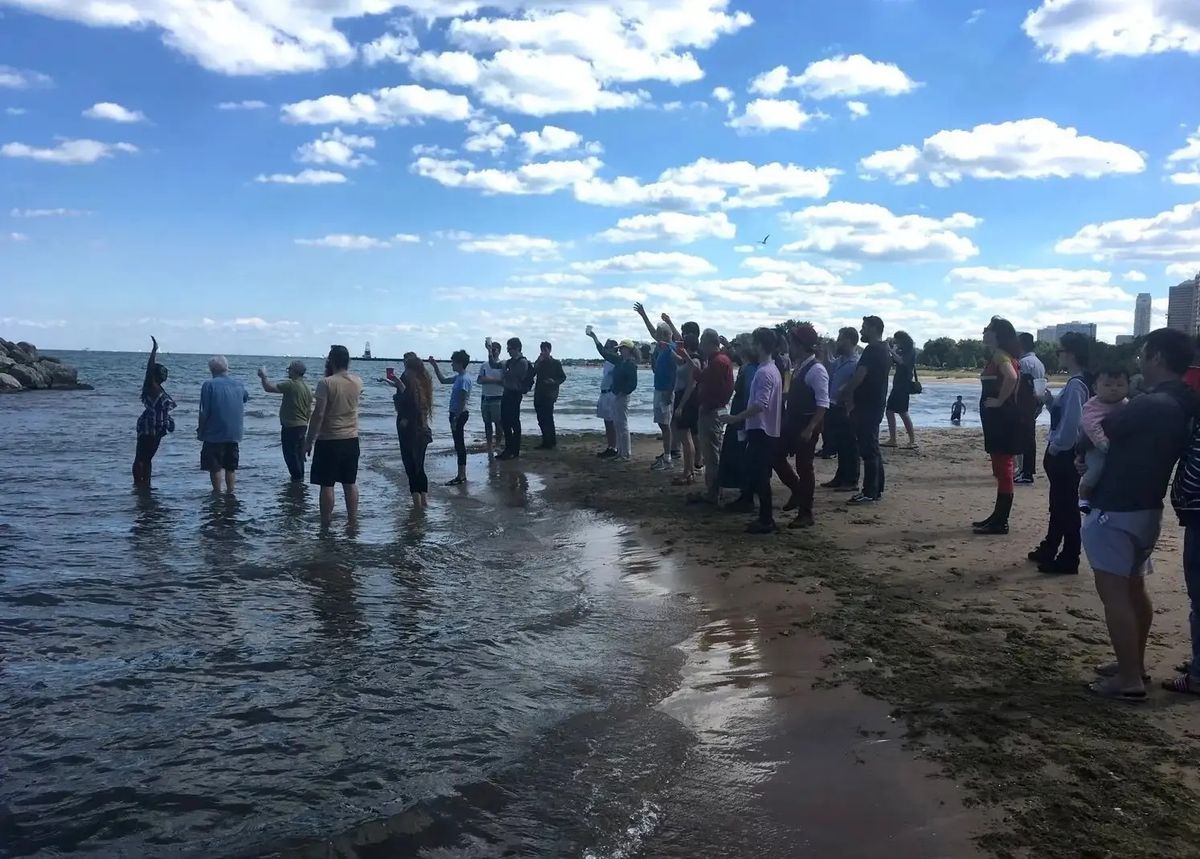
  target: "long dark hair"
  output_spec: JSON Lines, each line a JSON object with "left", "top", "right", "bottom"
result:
{"left": 403, "top": 354, "right": 433, "bottom": 421}
{"left": 984, "top": 316, "right": 1021, "bottom": 359}
{"left": 893, "top": 331, "right": 914, "bottom": 354}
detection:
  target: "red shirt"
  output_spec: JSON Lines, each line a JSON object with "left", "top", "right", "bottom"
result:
{"left": 697, "top": 352, "right": 735, "bottom": 411}
{"left": 1185, "top": 366, "right": 1200, "bottom": 396}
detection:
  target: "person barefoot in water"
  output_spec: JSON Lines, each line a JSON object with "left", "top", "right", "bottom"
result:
{"left": 133, "top": 336, "right": 175, "bottom": 488}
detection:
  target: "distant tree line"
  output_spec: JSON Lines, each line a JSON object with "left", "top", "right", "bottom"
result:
{"left": 920, "top": 335, "right": 1147, "bottom": 374}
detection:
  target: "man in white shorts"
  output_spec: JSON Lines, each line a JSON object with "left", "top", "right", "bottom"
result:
{"left": 1082, "top": 328, "right": 1196, "bottom": 702}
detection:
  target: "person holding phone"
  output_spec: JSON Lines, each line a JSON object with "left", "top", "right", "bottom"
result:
{"left": 477, "top": 338, "right": 505, "bottom": 458}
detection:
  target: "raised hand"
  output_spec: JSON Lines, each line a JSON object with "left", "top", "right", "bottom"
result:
{"left": 150, "top": 335, "right": 158, "bottom": 350}
{"left": 661, "top": 312, "right": 672, "bottom": 324}
{"left": 427, "top": 355, "right": 437, "bottom": 364}
{"left": 258, "top": 366, "right": 268, "bottom": 377}
{"left": 634, "top": 302, "right": 646, "bottom": 317}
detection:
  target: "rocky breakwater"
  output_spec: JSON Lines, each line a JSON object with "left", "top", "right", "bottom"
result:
{"left": 0, "top": 339, "right": 91, "bottom": 392}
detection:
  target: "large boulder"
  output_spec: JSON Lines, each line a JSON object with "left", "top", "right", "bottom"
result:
{"left": 0, "top": 373, "right": 21, "bottom": 391}
{"left": 43, "top": 361, "right": 77, "bottom": 387}
{"left": 15, "top": 341, "right": 39, "bottom": 362}
{"left": 0, "top": 355, "right": 13, "bottom": 371}
{"left": 7, "top": 362, "right": 48, "bottom": 389}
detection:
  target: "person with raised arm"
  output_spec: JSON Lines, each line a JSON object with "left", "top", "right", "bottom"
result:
{"left": 428, "top": 350, "right": 473, "bottom": 486}
{"left": 594, "top": 337, "right": 620, "bottom": 459}
{"left": 132, "top": 335, "right": 176, "bottom": 488}
{"left": 587, "top": 326, "right": 638, "bottom": 462}
{"left": 385, "top": 354, "right": 434, "bottom": 505}
{"left": 634, "top": 302, "right": 677, "bottom": 471}
{"left": 257, "top": 360, "right": 313, "bottom": 482}
{"left": 305, "top": 345, "right": 363, "bottom": 525}
{"left": 668, "top": 318, "right": 702, "bottom": 486}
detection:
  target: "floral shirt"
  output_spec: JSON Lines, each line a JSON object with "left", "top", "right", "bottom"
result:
{"left": 137, "top": 391, "right": 177, "bottom": 437}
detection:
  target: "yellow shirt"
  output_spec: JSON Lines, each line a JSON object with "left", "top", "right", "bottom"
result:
{"left": 314, "top": 372, "right": 363, "bottom": 440}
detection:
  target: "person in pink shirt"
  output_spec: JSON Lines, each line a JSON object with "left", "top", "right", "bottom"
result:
{"left": 721, "top": 327, "right": 783, "bottom": 534}
{"left": 1077, "top": 367, "right": 1129, "bottom": 511}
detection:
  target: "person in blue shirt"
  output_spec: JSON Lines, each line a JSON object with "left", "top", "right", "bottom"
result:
{"left": 634, "top": 302, "right": 677, "bottom": 471}
{"left": 197, "top": 355, "right": 249, "bottom": 494}
{"left": 429, "top": 350, "right": 473, "bottom": 486}
{"left": 950, "top": 396, "right": 967, "bottom": 425}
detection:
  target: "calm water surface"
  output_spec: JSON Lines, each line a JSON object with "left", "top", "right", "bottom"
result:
{"left": 0, "top": 351, "right": 807, "bottom": 858}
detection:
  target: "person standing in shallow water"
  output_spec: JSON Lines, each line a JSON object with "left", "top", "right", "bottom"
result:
{"left": 258, "top": 360, "right": 313, "bottom": 482}
{"left": 428, "top": 350, "right": 473, "bottom": 486}
{"left": 972, "top": 317, "right": 1021, "bottom": 535}
{"left": 387, "top": 354, "right": 434, "bottom": 506}
{"left": 498, "top": 338, "right": 530, "bottom": 461}
{"left": 197, "top": 355, "right": 248, "bottom": 494}
{"left": 133, "top": 336, "right": 175, "bottom": 488}
{"left": 477, "top": 339, "right": 505, "bottom": 459}
{"left": 306, "top": 344, "right": 363, "bottom": 525}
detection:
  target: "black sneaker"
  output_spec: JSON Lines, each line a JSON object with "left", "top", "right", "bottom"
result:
{"left": 847, "top": 493, "right": 877, "bottom": 505}
{"left": 745, "top": 520, "right": 777, "bottom": 535}
{"left": 597, "top": 449, "right": 618, "bottom": 459}
{"left": 1038, "top": 558, "right": 1079, "bottom": 575}
{"left": 723, "top": 498, "right": 755, "bottom": 514}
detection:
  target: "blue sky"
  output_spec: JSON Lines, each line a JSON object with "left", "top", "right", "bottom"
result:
{"left": 2, "top": 0, "right": 1199, "bottom": 356}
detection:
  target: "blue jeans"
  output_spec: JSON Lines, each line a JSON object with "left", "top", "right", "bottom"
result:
{"left": 1185, "top": 526, "right": 1200, "bottom": 679}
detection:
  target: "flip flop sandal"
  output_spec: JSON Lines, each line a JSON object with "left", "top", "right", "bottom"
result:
{"left": 1162, "top": 675, "right": 1200, "bottom": 696}
{"left": 1087, "top": 680, "right": 1147, "bottom": 703}
{"left": 1093, "top": 662, "right": 1150, "bottom": 683}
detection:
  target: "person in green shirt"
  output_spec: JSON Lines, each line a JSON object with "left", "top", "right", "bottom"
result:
{"left": 258, "top": 360, "right": 313, "bottom": 482}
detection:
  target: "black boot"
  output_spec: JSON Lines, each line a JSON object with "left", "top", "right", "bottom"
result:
{"left": 972, "top": 494, "right": 1000, "bottom": 529}
{"left": 1028, "top": 542, "right": 1057, "bottom": 564}
{"left": 975, "top": 494, "right": 1012, "bottom": 535}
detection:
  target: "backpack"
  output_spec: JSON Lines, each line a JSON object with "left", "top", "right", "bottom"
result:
{"left": 521, "top": 359, "right": 537, "bottom": 395}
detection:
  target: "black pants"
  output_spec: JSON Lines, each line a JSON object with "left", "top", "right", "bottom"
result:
{"left": 450, "top": 411, "right": 469, "bottom": 467}
{"left": 852, "top": 406, "right": 885, "bottom": 498}
{"left": 501, "top": 391, "right": 523, "bottom": 456}
{"left": 281, "top": 425, "right": 307, "bottom": 481}
{"left": 746, "top": 429, "right": 776, "bottom": 525}
{"left": 534, "top": 396, "right": 557, "bottom": 448}
{"left": 132, "top": 433, "right": 163, "bottom": 485}
{"left": 398, "top": 426, "right": 429, "bottom": 494}
{"left": 1019, "top": 417, "right": 1038, "bottom": 479}
{"left": 827, "top": 406, "right": 859, "bottom": 486}
{"left": 1042, "top": 449, "right": 1081, "bottom": 563}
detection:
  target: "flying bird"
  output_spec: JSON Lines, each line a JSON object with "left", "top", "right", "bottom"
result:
{"left": 759, "top": 234, "right": 770, "bottom": 245}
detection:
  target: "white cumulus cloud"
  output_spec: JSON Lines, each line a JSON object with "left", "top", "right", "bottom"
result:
{"left": 411, "top": 155, "right": 603, "bottom": 195}
{"left": 1124, "top": 270, "right": 1148, "bottom": 282}
{"left": 780, "top": 202, "right": 980, "bottom": 262}
{"left": 749, "top": 55, "right": 917, "bottom": 99}
{"left": 847, "top": 101, "right": 869, "bottom": 119}
{"left": 1024, "top": 0, "right": 1200, "bottom": 61}
{"left": 0, "top": 65, "right": 52, "bottom": 89}
{"left": 860, "top": 118, "right": 1145, "bottom": 185}
{"left": 295, "top": 128, "right": 375, "bottom": 168}
{"left": 1167, "top": 126, "right": 1200, "bottom": 186}
{"left": 464, "top": 118, "right": 516, "bottom": 154}
{"left": 727, "top": 99, "right": 814, "bottom": 133}
{"left": 255, "top": 169, "right": 347, "bottom": 185}
{"left": 445, "top": 231, "right": 561, "bottom": 259}
{"left": 10, "top": 207, "right": 90, "bottom": 217}
{"left": 281, "top": 84, "right": 472, "bottom": 127}
{"left": 1167, "top": 262, "right": 1200, "bottom": 279}
{"left": 596, "top": 211, "right": 736, "bottom": 244}
{"left": 572, "top": 251, "right": 716, "bottom": 276}
{"left": 509, "top": 272, "right": 592, "bottom": 285}
{"left": 1056, "top": 201, "right": 1200, "bottom": 261}
{"left": 1, "top": 138, "right": 138, "bottom": 165}
{"left": 217, "top": 99, "right": 267, "bottom": 110}
{"left": 83, "top": 101, "right": 147, "bottom": 123}
{"left": 295, "top": 233, "right": 419, "bottom": 249}
{"left": 519, "top": 124, "right": 601, "bottom": 157}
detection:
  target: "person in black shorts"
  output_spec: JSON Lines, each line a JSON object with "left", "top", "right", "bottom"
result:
{"left": 305, "top": 345, "right": 364, "bottom": 526}
{"left": 884, "top": 330, "right": 917, "bottom": 448}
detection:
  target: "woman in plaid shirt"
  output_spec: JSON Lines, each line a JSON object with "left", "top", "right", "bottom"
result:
{"left": 132, "top": 336, "right": 176, "bottom": 488}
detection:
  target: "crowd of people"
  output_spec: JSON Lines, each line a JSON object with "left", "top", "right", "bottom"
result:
{"left": 131, "top": 309, "right": 1200, "bottom": 703}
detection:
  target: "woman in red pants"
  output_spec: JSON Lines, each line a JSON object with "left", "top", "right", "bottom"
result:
{"left": 974, "top": 317, "right": 1021, "bottom": 535}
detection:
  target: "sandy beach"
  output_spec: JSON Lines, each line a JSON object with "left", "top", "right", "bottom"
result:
{"left": 534, "top": 426, "right": 1200, "bottom": 858}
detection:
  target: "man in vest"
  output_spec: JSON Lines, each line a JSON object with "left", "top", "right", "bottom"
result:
{"left": 773, "top": 324, "right": 830, "bottom": 529}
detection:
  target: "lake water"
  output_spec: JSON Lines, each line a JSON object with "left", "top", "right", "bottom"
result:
{"left": 0, "top": 350, "right": 811, "bottom": 858}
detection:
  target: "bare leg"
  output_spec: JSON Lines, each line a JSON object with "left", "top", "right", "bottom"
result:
{"left": 420, "top": 492, "right": 428, "bottom": 509}
{"left": 605, "top": 420, "right": 616, "bottom": 450}
{"left": 411, "top": 492, "right": 422, "bottom": 507}
{"left": 319, "top": 486, "right": 335, "bottom": 525}
{"left": 682, "top": 431, "right": 695, "bottom": 478}
{"left": 343, "top": 482, "right": 359, "bottom": 523}
{"left": 225, "top": 470, "right": 236, "bottom": 494}
{"left": 659, "top": 423, "right": 672, "bottom": 459}
{"left": 484, "top": 421, "right": 495, "bottom": 458}
{"left": 1130, "top": 575, "right": 1153, "bottom": 670}
{"left": 1094, "top": 571, "right": 1147, "bottom": 690}
{"left": 886, "top": 410, "right": 898, "bottom": 445}
{"left": 901, "top": 412, "right": 916, "bottom": 446}
{"left": 209, "top": 470, "right": 222, "bottom": 492}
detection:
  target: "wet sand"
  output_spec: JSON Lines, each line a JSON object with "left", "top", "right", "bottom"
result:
{"left": 534, "top": 427, "right": 1200, "bottom": 858}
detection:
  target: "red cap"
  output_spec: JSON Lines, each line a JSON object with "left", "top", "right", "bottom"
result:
{"left": 790, "top": 323, "right": 819, "bottom": 349}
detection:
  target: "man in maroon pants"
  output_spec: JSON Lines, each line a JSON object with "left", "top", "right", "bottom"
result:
{"left": 774, "top": 324, "right": 830, "bottom": 529}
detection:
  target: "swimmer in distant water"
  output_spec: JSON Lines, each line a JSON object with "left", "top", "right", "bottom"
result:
{"left": 132, "top": 335, "right": 175, "bottom": 488}
{"left": 951, "top": 395, "right": 966, "bottom": 425}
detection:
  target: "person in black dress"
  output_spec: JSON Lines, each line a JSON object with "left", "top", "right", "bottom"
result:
{"left": 973, "top": 317, "right": 1021, "bottom": 535}
{"left": 386, "top": 354, "right": 434, "bottom": 508}
{"left": 884, "top": 330, "right": 917, "bottom": 448}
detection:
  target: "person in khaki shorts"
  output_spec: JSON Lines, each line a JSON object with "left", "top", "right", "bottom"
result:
{"left": 305, "top": 345, "right": 363, "bottom": 527}
{"left": 1082, "top": 329, "right": 1196, "bottom": 702}
{"left": 690, "top": 328, "right": 734, "bottom": 505}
